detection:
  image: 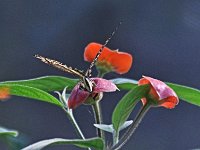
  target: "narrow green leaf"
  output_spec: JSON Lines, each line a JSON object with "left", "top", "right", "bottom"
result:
{"left": 0, "top": 84, "right": 62, "bottom": 107}
{"left": 22, "top": 138, "right": 104, "bottom": 150}
{"left": 0, "top": 127, "right": 23, "bottom": 150}
{"left": 0, "top": 126, "right": 18, "bottom": 137}
{"left": 112, "top": 85, "right": 150, "bottom": 132}
{"left": 94, "top": 124, "right": 114, "bottom": 133}
{"left": 167, "top": 83, "right": 200, "bottom": 106}
{"left": 119, "top": 120, "right": 133, "bottom": 131}
{"left": 0, "top": 76, "right": 78, "bottom": 92}
{"left": 94, "top": 120, "right": 133, "bottom": 133}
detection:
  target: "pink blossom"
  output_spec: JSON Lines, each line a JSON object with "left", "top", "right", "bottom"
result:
{"left": 68, "top": 78, "right": 118, "bottom": 109}
{"left": 138, "top": 76, "right": 179, "bottom": 109}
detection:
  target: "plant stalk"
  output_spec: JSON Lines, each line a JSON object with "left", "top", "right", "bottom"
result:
{"left": 92, "top": 69, "right": 106, "bottom": 139}
{"left": 64, "top": 109, "right": 92, "bottom": 150}
{"left": 97, "top": 71, "right": 106, "bottom": 78}
{"left": 92, "top": 102, "right": 105, "bottom": 140}
{"left": 64, "top": 109, "right": 85, "bottom": 139}
{"left": 109, "top": 102, "right": 151, "bottom": 150}
{"left": 113, "top": 130, "right": 119, "bottom": 145}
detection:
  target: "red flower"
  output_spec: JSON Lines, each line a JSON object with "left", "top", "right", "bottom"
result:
{"left": 138, "top": 76, "right": 179, "bottom": 109}
{"left": 84, "top": 42, "right": 133, "bottom": 74}
{"left": 68, "top": 78, "right": 118, "bottom": 109}
{"left": 0, "top": 87, "right": 10, "bottom": 101}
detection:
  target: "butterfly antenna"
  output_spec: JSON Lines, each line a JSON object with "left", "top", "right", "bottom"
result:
{"left": 86, "top": 21, "right": 122, "bottom": 76}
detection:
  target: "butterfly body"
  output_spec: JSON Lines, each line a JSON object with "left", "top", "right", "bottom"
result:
{"left": 81, "top": 77, "right": 93, "bottom": 93}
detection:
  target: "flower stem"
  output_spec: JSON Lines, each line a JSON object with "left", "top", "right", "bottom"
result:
{"left": 92, "top": 69, "right": 105, "bottom": 139}
{"left": 64, "top": 109, "right": 85, "bottom": 139}
{"left": 64, "top": 109, "right": 92, "bottom": 150}
{"left": 97, "top": 70, "right": 106, "bottom": 78}
{"left": 113, "top": 130, "right": 119, "bottom": 145}
{"left": 92, "top": 102, "right": 105, "bottom": 139}
{"left": 109, "top": 102, "right": 151, "bottom": 150}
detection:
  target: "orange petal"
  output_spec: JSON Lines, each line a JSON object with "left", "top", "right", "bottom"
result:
{"left": 107, "top": 51, "right": 132, "bottom": 74}
{"left": 138, "top": 77, "right": 150, "bottom": 85}
{"left": 84, "top": 42, "right": 112, "bottom": 62}
{"left": 0, "top": 87, "right": 10, "bottom": 101}
{"left": 158, "top": 96, "right": 179, "bottom": 109}
{"left": 84, "top": 42, "right": 133, "bottom": 74}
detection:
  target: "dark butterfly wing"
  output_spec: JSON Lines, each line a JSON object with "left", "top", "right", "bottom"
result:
{"left": 34, "top": 54, "right": 85, "bottom": 78}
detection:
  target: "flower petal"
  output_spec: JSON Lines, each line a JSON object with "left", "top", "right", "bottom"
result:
{"left": 138, "top": 76, "right": 179, "bottom": 109}
{"left": 143, "top": 76, "right": 178, "bottom": 100}
{"left": 68, "top": 83, "right": 90, "bottom": 109}
{"left": 138, "top": 77, "right": 159, "bottom": 100}
{"left": 84, "top": 42, "right": 111, "bottom": 62}
{"left": 158, "top": 96, "right": 179, "bottom": 109}
{"left": 0, "top": 87, "right": 10, "bottom": 101}
{"left": 107, "top": 51, "right": 132, "bottom": 74}
{"left": 91, "top": 78, "right": 118, "bottom": 92}
{"left": 84, "top": 42, "right": 133, "bottom": 74}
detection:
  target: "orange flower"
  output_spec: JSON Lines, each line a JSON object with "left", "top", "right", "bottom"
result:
{"left": 84, "top": 42, "right": 133, "bottom": 74}
{"left": 0, "top": 87, "right": 10, "bottom": 101}
{"left": 138, "top": 76, "right": 179, "bottom": 109}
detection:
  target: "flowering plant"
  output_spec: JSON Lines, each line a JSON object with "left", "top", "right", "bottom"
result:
{"left": 0, "top": 42, "right": 199, "bottom": 150}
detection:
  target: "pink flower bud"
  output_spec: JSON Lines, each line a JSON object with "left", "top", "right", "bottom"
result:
{"left": 138, "top": 76, "right": 179, "bottom": 109}
{"left": 68, "top": 78, "right": 118, "bottom": 109}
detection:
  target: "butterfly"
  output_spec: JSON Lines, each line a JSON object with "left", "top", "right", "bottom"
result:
{"left": 35, "top": 22, "right": 121, "bottom": 93}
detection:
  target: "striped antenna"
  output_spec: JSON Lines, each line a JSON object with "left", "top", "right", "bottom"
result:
{"left": 85, "top": 21, "right": 122, "bottom": 77}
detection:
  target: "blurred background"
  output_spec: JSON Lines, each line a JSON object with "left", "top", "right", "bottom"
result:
{"left": 0, "top": 0, "right": 200, "bottom": 149}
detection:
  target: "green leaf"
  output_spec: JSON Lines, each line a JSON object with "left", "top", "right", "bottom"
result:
{"left": 167, "top": 83, "right": 200, "bottom": 107}
{"left": 94, "top": 120, "right": 133, "bottom": 133}
{"left": 22, "top": 138, "right": 104, "bottom": 150}
{"left": 0, "top": 127, "right": 23, "bottom": 150}
{"left": 0, "top": 84, "right": 62, "bottom": 107}
{"left": 0, "top": 126, "right": 18, "bottom": 137}
{"left": 111, "top": 78, "right": 200, "bottom": 107}
{"left": 111, "top": 78, "right": 137, "bottom": 90}
{"left": 112, "top": 85, "right": 150, "bottom": 132}
{"left": 94, "top": 124, "right": 114, "bottom": 133}
{"left": 0, "top": 76, "right": 78, "bottom": 92}
{"left": 119, "top": 120, "right": 133, "bottom": 131}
